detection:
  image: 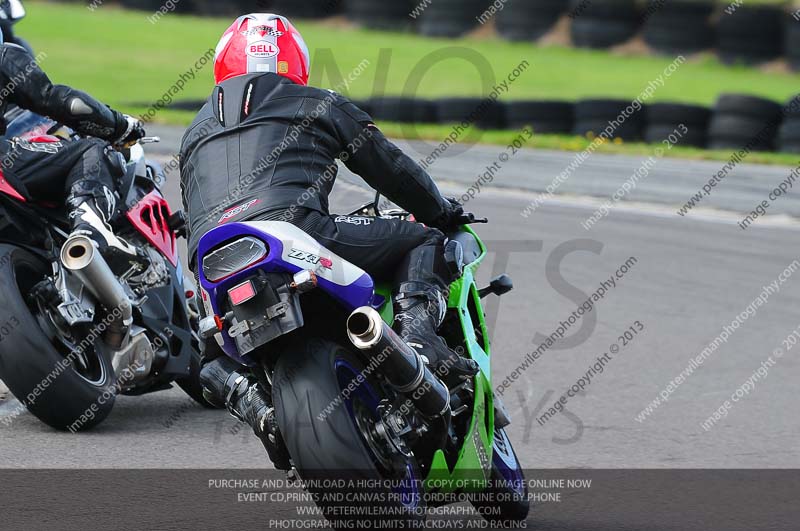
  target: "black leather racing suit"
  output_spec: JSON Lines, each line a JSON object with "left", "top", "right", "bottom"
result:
{"left": 0, "top": 44, "right": 131, "bottom": 209}
{"left": 180, "top": 72, "right": 457, "bottom": 286}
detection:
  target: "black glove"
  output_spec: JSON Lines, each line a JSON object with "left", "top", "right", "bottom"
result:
{"left": 113, "top": 114, "right": 145, "bottom": 146}
{"left": 431, "top": 198, "right": 475, "bottom": 232}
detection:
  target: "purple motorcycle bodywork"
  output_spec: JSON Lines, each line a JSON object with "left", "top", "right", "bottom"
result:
{"left": 197, "top": 221, "right": 381, "bottom": 365}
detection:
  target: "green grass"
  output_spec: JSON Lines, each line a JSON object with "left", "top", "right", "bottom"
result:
{"left": 17, "top": 1, "right": 800, "bottom": 165}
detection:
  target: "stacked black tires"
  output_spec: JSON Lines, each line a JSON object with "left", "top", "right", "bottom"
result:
{"left": 152, "top": 92, "right": 800, "bottom": 154}
{"left": 787, "top": 14, "right": 800, "bottom": 70}
{"left": 708, "top": 95, "right": 783, "bottom": 151}
{"left": 569, "top": 0, "right": 639, "bottom": 49}
{"left": 573, "top": 99, "right": 644, "bottom": 141}
{"left": 644, "top": 104, "right": 710, "bottom": 147}
{"left": 435, "top": 97, "right": 506, "bottom": 130}
{"left": 189, "top": 0, "right": 243, "bottom": 17}
{"left": 120, "top": 0, "right": 344, "bottom": 19}
{"left": 346, "top": 0, "right": 412, "bottom": 30}
{"left": 119, "top": 0, "right": 163, "bottom": 10}
{"left": 642, "top": 0, "right": 714, "bottom": 54}
{"left": 495, "top": 0, "right": 564, "bottom": 42}
{"left": 417, "top": 0, "right": 486, "bottom": 38}
{"left": 716, "top": 6, "right": 785, "bottom": 64}
{"left": 368, "top": 97, "right": 436, "bottom": 123}
{"left": 110, "top": 0, "right": 800, "bottom": 73}
{"left": 503, "top": 101, "right": 572, "bottom": 134}
{"left": 778, "top": 96, "right": 800, "bottom": 154}
{"left": 268, "top": 0, "right": 340, "bottom": 19}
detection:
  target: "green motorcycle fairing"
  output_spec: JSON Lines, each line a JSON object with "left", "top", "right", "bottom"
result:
{"left": 374, "top": 226, "right": 494, "bottom": 494}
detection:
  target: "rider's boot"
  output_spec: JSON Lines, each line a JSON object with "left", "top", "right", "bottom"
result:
{"left": 200, "top": 356, "right": 292, "bottom": 470}
{"left": 66, "top": 182, "right": 136, "bottom": 256}
{"left": 393, "top": 243, "right": 479, "bottom": 385}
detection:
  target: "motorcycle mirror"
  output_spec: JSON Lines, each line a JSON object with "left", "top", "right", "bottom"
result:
{"left": 479, "top": 274, "right": 513, "bottom": 298}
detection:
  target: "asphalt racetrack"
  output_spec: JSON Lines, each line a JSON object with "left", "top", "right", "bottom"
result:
{"left": 1, "top": 127, "right": 799, "bottom": 530}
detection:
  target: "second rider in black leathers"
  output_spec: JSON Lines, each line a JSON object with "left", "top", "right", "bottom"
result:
{"left": 0, "top": 38, "right": 145, "bottom": 254}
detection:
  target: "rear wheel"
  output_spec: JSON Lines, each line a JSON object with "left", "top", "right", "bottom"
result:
{"left": 471, "top": 427, "right": 530, "bottom": 525}
{"left": 273, "top": 338, "right": 426, "bottom": 529}
{"left": 0, "top": 245, "right": 116, "bottom": 431}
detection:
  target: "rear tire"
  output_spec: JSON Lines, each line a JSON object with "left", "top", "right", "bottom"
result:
{"left": 0, "top": 245, "right": 116, "bottom": 431}
{"left": 273, "top": 338, "right": 426, "bottom": 529}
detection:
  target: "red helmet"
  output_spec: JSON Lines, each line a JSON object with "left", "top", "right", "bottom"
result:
{"left": 213, "top": 14, "right": 310, "bottom": 86}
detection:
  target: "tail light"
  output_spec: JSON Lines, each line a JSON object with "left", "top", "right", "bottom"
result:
{"left": 228, "top": 280, "right": 256, "bottom": 306}
{"left": 202, "top": 236, "right": 268, "bottom": 283}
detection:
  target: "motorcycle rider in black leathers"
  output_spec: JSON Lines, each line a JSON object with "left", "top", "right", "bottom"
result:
{"left": 0, "top": 35, "right": 145, "bottom": 254}
{"left": 183, "top": 14, "right": 478, "bottom": 469}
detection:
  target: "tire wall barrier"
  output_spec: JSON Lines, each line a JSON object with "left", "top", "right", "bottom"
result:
{"left": 61, "top": 0, "right": 799, "bottom": 70}
{"left": 105, "top": 0, "right": 800, "bottom": 70}
{"left": 642, "top": 0, "right": 715, "bottom": 54}
{"left": 778, "top": 96, "right": 800, "bottom": 154}
{"left": 716, "top": 6, "right": 784, "bottom": 65}
{"left": 83, "top": 1, "right": 800, "bottom": 154}
{"left": 708, "top": 95, "right": 783, "bottom": 152}
{"left": 156, "top": 92, "right": 800, "bottom": 154}
{"left": 496, "top": 0, "right": 565, "bottom": 42}
{"left": 355, "top": 93, "right": 800, "bottom": 154}
{"left": 569, "top": 0, "right": 639, "bottom": 49}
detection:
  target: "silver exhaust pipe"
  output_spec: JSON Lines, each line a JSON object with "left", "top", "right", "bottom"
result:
{"left": 61, "top": 235, "right": 133, "bottom": 347}
{"left": 347, "top": 307, "right": 388, "bottom": 350}
{"left": 347, "top": 306, "right": 450, "bottom": 419}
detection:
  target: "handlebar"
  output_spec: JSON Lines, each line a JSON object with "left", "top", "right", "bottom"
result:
{"left": 47, "top": 121, "right": 160, "bottom": 149}
{"left": 458, "top": 212, "right": 488, "bottom": 225}
{"left": 115, "top": 136, "right": 160, "bottom": 152}
{"left": 349, "top": 193, "right": 487, "bottom": 227}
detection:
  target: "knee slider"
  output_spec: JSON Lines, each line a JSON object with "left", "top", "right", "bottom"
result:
{"left": 443, "top": 239, "right": 465, "bottom": 279}
{"left": 67, "top": 179, "right": 117, "bottom": 220}
{"left": 103, "top": 145, "right": 126, "bottom": 178}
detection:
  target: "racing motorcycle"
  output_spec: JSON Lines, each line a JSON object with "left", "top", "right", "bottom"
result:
{"left": 196, "top": 193, "right": 529, "bottom": 527}
{"left": 0, "top": 110, "right": 211, "bottom": 431}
